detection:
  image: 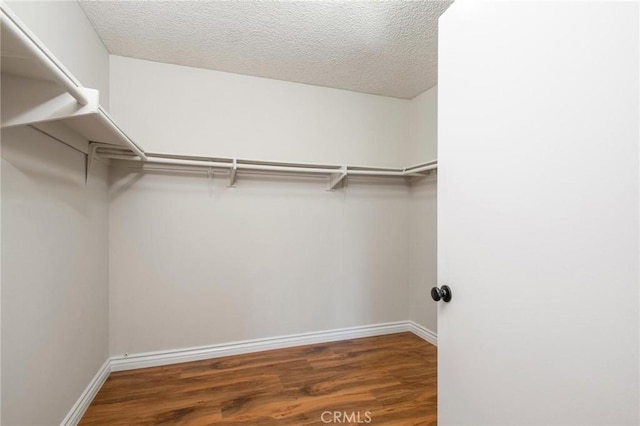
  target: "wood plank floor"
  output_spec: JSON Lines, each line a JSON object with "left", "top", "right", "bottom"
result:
{"left": 81, "top": 332, "right": 436, "bottom": 425}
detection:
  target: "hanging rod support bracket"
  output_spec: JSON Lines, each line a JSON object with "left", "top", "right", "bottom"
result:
{"left": 229, "top": 159, "right": 238, "bottom": 187}
{"left": 327, "top": 166, "right": 348, "bottom": 191}
{"left": 85, "top": 142, "right": 101, "bottom": 184}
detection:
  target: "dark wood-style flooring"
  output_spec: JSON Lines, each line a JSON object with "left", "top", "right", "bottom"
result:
{"left": 80, "top": 332, "right": 437, "bottom": 425}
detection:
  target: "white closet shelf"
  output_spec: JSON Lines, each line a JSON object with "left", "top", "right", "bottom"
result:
{"left": 1, "top": 2, "right": 436, "bottom": 191}
{"left": 0, "top": 5, "right": 146, "bottom": 159}
{"left": 96, "top": 146, "right": 437, "bottom": 191}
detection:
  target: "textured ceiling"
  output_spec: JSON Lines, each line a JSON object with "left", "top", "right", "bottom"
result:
{"left": 79, "top": 1, "right": 452, "bottom": 99}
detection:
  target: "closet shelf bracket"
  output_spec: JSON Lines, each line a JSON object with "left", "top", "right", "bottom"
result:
{"left": 85, "top": 143, "right": 101, "bottom": 184}
{"left": 327, "top": 166, "right": 347, "bottom": 191}
{"left": 228, "top": 159, "right": 238, "bottom": 187}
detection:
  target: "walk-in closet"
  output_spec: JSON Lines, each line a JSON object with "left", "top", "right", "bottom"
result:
{"left": 2, "top": 1, "right": 639, "bottom": 425}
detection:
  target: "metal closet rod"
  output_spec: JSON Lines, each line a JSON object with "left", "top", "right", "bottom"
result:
{"left": 0, "top": 8, "right": 89, "bottom": 106}
{"left": 97, "top": 149, "right": 437, "bottom": 178}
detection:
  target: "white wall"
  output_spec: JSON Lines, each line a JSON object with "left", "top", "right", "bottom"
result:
{"left": 1, "top": 126, "right": 110, "bottom": 426}
{"left": 1, "top": 3, "right": 111, "bottom": 423}
{"left": 408, "top": 87, "right": 438, "bottom": 332}
{"left": 110, "top": 56, "right": 411, "bottom": 167}
{"left": 5, "top": 0, "right": 111, "bottom": 109}
{"left": 108, "top": 56, "right": 418, "bottom": 356}
{"left": 109, "top": 172, "right": 411, "bottom": 355}
{"left": 409, "top": 86, "right": 438, "bottom": 163}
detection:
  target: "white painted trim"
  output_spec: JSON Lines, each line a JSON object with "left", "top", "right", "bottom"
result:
{"left": 408, "top": 321, "right": 438, "bottom": 346}
{"left": 111, "top": 321, "right": 410, "bottom": 372}
{"left": 60, "top": 359, "right": 111, "bottom": 426}
{"left": 62, "top": 322, "right": 438, "bottom": 423}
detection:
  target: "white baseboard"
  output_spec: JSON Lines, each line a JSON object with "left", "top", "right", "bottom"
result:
{"left": 111, "top": 321, "right": 438, "bottom": 372}
{"left": 111, "top": 321, "right": 411, "bottom": 372}
{"left": 60, "top": 359, "right": 111, "bottom": 426}
{"left": 408, "top": 321, "right": 438, "bottom": 346}
{"left": 63, "top": 321, "right": 437, "bottom": 423}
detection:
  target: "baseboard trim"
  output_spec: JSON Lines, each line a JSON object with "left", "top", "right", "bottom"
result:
{"left": 111, "top": 321, "right": 412, "bottom": 372}
{"left": 408, "top": 321, "right": 438, "bottom": 346}
{"left": 60, "top": 359, "right": 111, "bottom": 426}
{"left": 64, "top": 321, "right": 437, "bottom": 423}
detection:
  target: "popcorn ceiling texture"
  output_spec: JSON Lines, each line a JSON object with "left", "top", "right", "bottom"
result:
{"left": 79, "top": 0, "right": 452, "bottom": 99}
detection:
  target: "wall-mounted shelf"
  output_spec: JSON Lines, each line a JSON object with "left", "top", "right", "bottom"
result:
{"left": 0, "top": 4, "right": 146, "bottom": 159}
{"left": 1, "top": 2, "right": 436, "bottom": 191}
{"left": 96, "top": 146, "right": 437, "bottom": 191}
